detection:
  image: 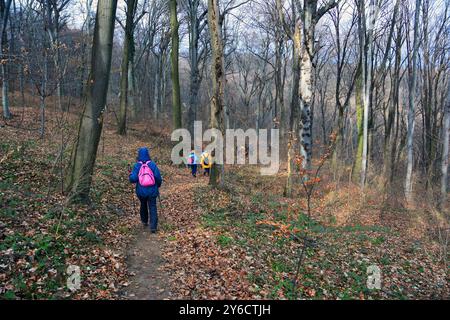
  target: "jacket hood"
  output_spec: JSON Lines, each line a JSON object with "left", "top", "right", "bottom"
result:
{"left": 137, "top": 147, "right": 151, "bottom": 162}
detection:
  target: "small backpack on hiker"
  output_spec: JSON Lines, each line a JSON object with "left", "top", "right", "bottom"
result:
{"left": 201, "top": 151, "right": 211, "bottom": 177}
{"left": 138, "top": 161, "right": 156, "bottom": 187}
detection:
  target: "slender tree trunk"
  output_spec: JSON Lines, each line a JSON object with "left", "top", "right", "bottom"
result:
{"left": 170, "top": 0, "right": 182, "bottom": 129}
{"left": 405, "top": 0, "right": 422, "bottom": 203}
{"left": 224, "top": 98, "right": 230, "bottom": 130}
{"left": 188, "top": 68, "right": 200, "bottom": 133}
{"left": 361, "top": 0, "right": 377, "bottom": 188}
{"left": 117, "top": 0, "right": 136, "bottom": 135}
{"left": 284, "top": 22, "right": 301, "bottom": 198}
{"left": 128, "top": 59, "right": 136, "bottom": 118}
{"left": 299, "top": 1, "right": 316, "bottom": 172}
{"left": 79, "top": 0, "right": 93, "bottom": 103}
{"left": 256, "top": 91, "right": 262, "bottom": 133}
{"left": 275, "top": 32, "right": 284, "bottom": 134}
{"left": 1, "top": 60, "right": 9, "bottom": 119}
{"left": 127, "top": 10, "right": 137, "bottom": 120}
{"left": 278, "top": 39, "right": 288, "bottom": 157}
{"left": 187, "top": 0, "right": 201, "bottom": 135}
{"left": 153, "top": 53, "right": 161, "bottom": 119}
{"left": 440, "top": 85, "right": 450, "bottom": 209}
{"left": 64, "top": 0, "right": 118, "bottom": 203}
{"left": 19, "top": 63, "right": 24, "bottom": 107}
{"left": 1, "top": 0, "right": 12, "bottom": 119}
{"left": 332, "top": 106, "right": 345, "bottom": 172}
{"left": 353, "top": 62, "right": 363, "bottom": 181}
{"left": 79, "top": 43, "right": 87, "bottom": 102}
{"left": 390, "top": 85, "right": 402, "bottom": 182}
{"left": 161, "top": 53, "right": 167, "bottom": 111}
{"left": 40, "top": 54, "right": 48, "bottom": 139}
{"left": 55, "top": 28, "right": 63, "bottom": 112}
{"left": 319, "top": 80, "right": 328, "bottom": 146}
{"left": 118, "top": 36, "right": 129, "bottom": 135}
{"left": 208, "top": 0, "right": 225, "bottom": 187}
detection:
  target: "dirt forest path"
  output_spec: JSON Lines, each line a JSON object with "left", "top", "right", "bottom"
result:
{"left": 3, "top": 110, "right": 448, "bottom": 300}
{"left": 122, "top": 159, "right": 206, "bottom": 300}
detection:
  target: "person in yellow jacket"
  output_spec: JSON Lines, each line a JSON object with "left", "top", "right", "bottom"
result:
{"left": 200, "top": 151, "right": 212, "bottom": 176}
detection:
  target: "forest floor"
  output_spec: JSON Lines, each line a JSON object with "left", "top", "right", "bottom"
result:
{"left": 0, "top": 106, "right": 449, "bottom": 300}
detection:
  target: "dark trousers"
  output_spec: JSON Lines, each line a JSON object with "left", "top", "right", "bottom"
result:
{"left": 190, "top": 164, "right": 197, "bottom": 177}
{"left": 138, "top": 196, "right": 158, "bottom": 231}
{"left": 203, "top": 168, "right": 210, "bottom": 176}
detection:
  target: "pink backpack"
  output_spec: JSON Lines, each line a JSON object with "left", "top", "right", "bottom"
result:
{"left": 138, "top": 161, "right": 155, "bottom": 187}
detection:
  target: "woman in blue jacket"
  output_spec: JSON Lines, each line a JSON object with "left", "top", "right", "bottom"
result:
{"left": 129, "top": 147, "right": 162, "bottom": 233}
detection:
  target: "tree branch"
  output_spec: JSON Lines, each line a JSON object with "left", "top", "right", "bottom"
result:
{"left": 316, "top": 0, "right": 338, "bottom": 20}
{"left": 276, "top": 0, "right": 293, "bottom": 40}
{"left": 115, "top": 17, "right": 125, "bottom": 30}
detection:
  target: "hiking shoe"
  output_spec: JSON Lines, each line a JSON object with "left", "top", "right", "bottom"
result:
{"left": 150, "top": 229, "right": 157, "bottom": 234}
{"left": 142, "top": 222, "right": 148, "bottom": 228}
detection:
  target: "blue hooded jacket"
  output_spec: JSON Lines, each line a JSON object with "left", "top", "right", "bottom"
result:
{"left": 129, "top": 147, "right": 162, "bottom": 198}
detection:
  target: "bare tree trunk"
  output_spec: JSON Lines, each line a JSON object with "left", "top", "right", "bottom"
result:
{"left": 299, "top": 1, "right": 338, "bottom": 173}
{"left": 405, "top": 0, "right": 421, "bottom": 203}
{"left": 118, "top": 32, "right": 130, "bottom": 135}
{"left": 186, "top": 0, "right": 203, "bottom": 135}
{"left": 54, "top": 18, "right": 62, "bottom": 112}
{"left": 284, "top": 21, "right": 301, "bottom": 198}
{"left": 79, "top": 0, "right": 93, "bottom": 103}
{"left": 276, "top": 0, "right": 300, "bottom": 198}
{"left": 440, "top": 85, "right": 450, "bottom": 209}
{"left": 208, "top": 0, "right": 225, "bottom": 187}
{"left": 161, "top": 53, "right": 167, "bottom": 111}
{"left": 353, "top": 62, "right": 363, "bottom": 181}
{"left": 274, "top": 30, "right": 285, "bottom": 135}
{"left": 360, "top": 0, "right": 377, "bottom": 188}
{"left": 299, "top": 1, "right": 315, "bottom": 172}
{"left": 1, "top": 59, "right": 9, "bottom": 118}
{"left": 1, "top": 0, "right": 12, "bottom": 119}
{"left": 170, "top": 0, "right": 182, "bottom": 129}
{"left": 276, "top": 0, "right": 337, "bottom": 196}
{"left": 40, "top": 54, "right": 48, "bottom": 139}
{"left": 65, "top": 0, "right": 118, "bottom": 203}
{"left": 118, "top": 0, "right": 137, "bottom": 135}
{"left": 153, "top": 53, "right": 161, "bottom": 119}
{"left": 128, "top": 59, "right": 136, "bottom": 118}
{"left": 358, "top": 0, "right": 377, "bottom": 188}
{"left": 19, "top": 63, "right": 24, "bottom": 107}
